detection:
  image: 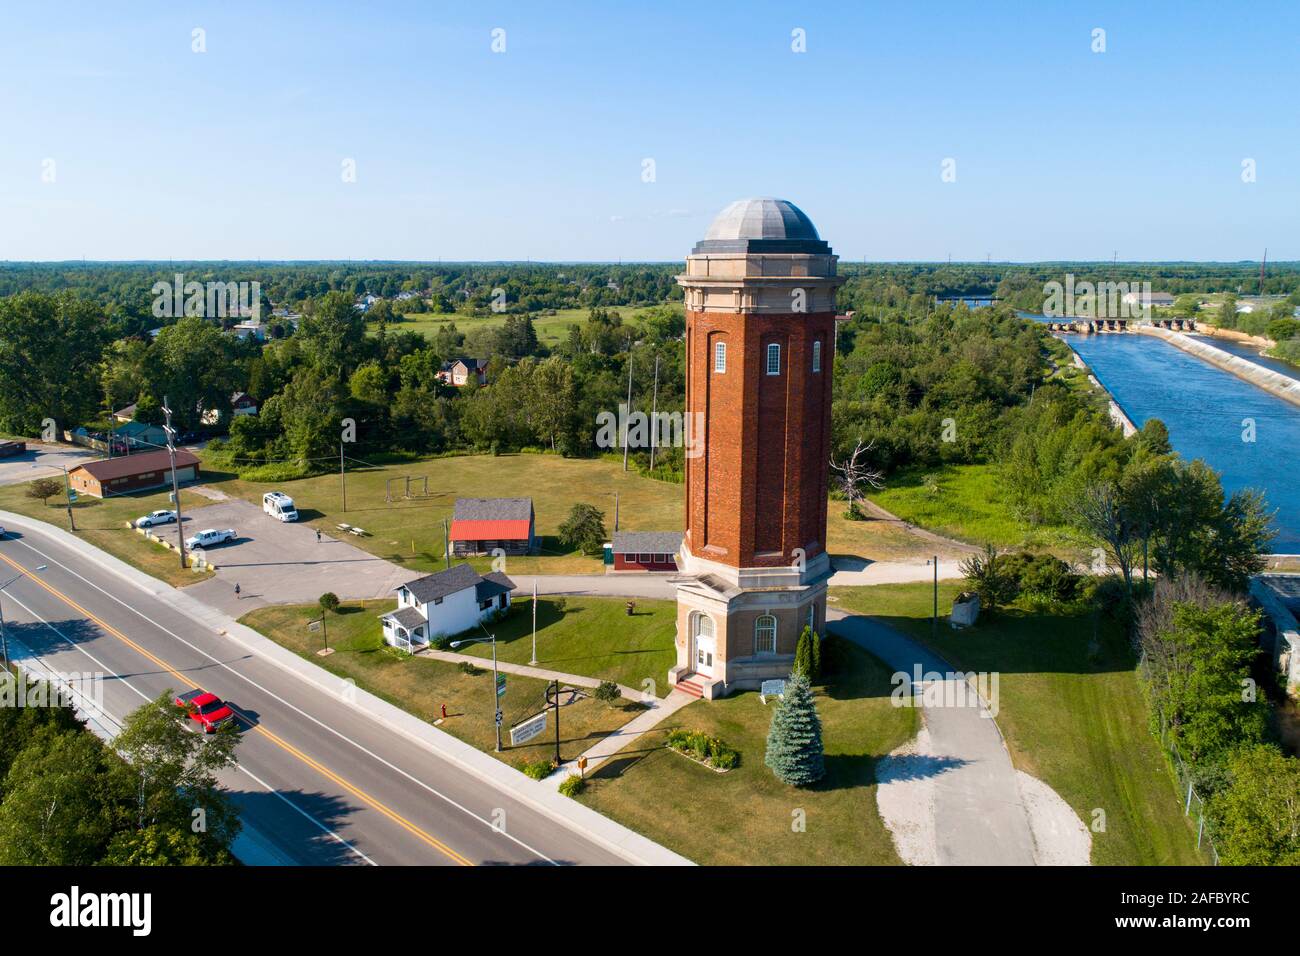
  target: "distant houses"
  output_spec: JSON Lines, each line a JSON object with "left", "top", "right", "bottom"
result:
{"left": 437, "top": 358, "right": 489, "bottom": 387}
{"left": 449, "top": 497, "right": 536, "bottom": 556}
{"left": 380, "top": 564, "right": 515, "bottom": 650}
{"left": 1120, "top": 290, "right": 1176, "bottom": 310}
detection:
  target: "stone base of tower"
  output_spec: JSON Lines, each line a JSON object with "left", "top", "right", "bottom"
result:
{"left": 669, "top": 548, "right": 830, "bottom": 700}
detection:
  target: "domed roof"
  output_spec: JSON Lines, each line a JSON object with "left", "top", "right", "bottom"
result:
{"left": 693, "top": 198, "right": 830, "bottom": 255}
{"left": 704, "top": 198, "right": 821, "bottom": 242}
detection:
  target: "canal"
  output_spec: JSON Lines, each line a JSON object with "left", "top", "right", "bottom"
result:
{"left": 1060, "top": 332, "right": 1299, "bottom": 553}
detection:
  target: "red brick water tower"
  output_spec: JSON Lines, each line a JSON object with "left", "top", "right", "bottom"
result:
{"left": 670, "top": 198, "right": 843, "bottom": 698}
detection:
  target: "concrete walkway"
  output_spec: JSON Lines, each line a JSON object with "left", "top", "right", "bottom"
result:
{"left": 415, "top": 648, "right": 645, "bottom": 702}
{"left": 826, "top": 609, "right": 1037, "bottom": 866}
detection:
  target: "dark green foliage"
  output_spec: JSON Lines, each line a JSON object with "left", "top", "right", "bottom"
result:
{"left": 959, "top": 544, "right": 1018, "bottom": 612}
{"left": 793, "top": 626, "right": 821, "bottom": 680}
{"left": 318, "top": 592, "right": 340, "bottom": 613}
{"left": 594, "top": 680, "right": 622, "bottom": 703}
{"left": 764, "top": 673, "right": 825, "bottom": 787}
{"left": 1208, "top": 745, "right": 1300, "bottom": 865}
{"left": 558, "top": 503, "right": 607, "bottom": 555}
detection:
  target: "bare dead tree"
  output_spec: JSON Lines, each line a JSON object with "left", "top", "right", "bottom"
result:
{"left": 830, "top": 438, "right": 885, "bottom": 518}
{"left": 1068, "top": 479, "right": 1139, "bottom": 595}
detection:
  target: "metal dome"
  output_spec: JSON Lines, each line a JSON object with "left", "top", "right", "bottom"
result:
{"left": 704, "top": 198, "right": 821, "bottom": 242}
{"left": 693, "top": 198, "right": 830, "bottom": 255}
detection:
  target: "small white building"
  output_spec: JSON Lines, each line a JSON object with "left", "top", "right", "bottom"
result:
{"left": 380, "top": 563, "right": 515, "bottom": 650}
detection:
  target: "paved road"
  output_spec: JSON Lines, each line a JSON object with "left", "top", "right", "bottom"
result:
{"left": 826, "top": 610, "right": 1037, "bottom": 865}
{"left": 0, "top": 515, "right": 635, "bottom": 867}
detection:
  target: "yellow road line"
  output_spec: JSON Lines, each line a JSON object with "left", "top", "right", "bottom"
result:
{"left": 0, "top": 550, "right": 473, "bottom": 867}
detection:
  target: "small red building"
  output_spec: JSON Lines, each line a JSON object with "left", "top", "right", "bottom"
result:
{"left": 610, "top": 531, "right": 682, "bottom": 572}
{"left": 449, "top": 497, "right": 536, "bottom": 556}
{"left": 68, "top": 449, "right": 200, "bottom": 499}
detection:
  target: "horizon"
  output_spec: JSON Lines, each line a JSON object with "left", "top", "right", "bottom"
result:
{"left": 4, "top": 1, "right": 1299, "bottom": 261}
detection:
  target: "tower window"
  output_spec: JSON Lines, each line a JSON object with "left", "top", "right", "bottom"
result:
{"left": 812, "top": 340, "right": 822, "bottom": 373}
{"left": 766, "top": 343, "right": 781, "bottom": 376}
{"left": 714, "top": 341, "right": 727, "bottom": 373}
{"left": 754, "top": 615, "right": 777, "bottom": 656}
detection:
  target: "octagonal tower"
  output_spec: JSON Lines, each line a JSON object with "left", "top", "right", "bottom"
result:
{"left": 670, "top": 198, "right": 844, "bottom": 699}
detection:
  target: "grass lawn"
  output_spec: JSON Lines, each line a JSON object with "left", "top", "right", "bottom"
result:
{"left": 868, "top": 463, "right": 1088, "bottom": 556}
{"left": 215, "top": 451, "right": 683, "bottom": 576}
{"left": 577, "top": 641, "right": 919, "bottom": 865}
{"left": 0, "top": 480, "right": 218, "bottom": 588}
{"left": 239, "top": 599, "right": 649, "bottom": 768}
{"left": 829, "top": 582, "right": 1203, "bottom": 865}
{"left": 460, "top": 596, "right": 677, "bottom": 697}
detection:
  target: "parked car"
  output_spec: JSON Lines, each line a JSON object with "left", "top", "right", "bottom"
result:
{"left": 173, "top": 689, "right": 235, "bottom": 733}
{"left": 134, "top": 510, "right": 178, "bottom": 528}
{"left": 185, "top": 528, "right": 236, "bottom": 550}
{"left": 262, "top": 491, "right": 298, "bottom": 522}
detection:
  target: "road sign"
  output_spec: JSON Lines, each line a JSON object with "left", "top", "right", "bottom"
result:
{"left": 494, "top": 709, "right": 503, "bottom": 726}
{"left": 510, "top": 710, "right": 547, "bottom": 746}
{"left": 68, "top": 490, "right": 78, "bottom": 502}
{"left": 495, "top": 673, "right": 507, "bottom": 698}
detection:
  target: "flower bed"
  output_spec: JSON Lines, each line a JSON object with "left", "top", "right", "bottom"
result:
{"left": 665, "top": 728, "right": 739, "bottom": 772}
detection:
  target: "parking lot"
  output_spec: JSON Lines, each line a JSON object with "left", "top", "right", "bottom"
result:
{"left": 0, "top": 442, "right": 96, "bottom": 486}
{"left": 179, "top": 498, "right": 422, "bottom": 616}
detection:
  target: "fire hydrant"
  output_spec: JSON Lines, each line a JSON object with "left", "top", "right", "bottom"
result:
{"left": 440, "top": 703, "right": 448, "bottom": 720}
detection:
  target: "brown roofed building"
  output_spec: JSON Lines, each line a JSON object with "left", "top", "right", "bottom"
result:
{"left": 67, "top": 449, "right": 200, "bottom": 499}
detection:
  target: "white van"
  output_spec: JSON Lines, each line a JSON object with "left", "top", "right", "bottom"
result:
{"left": 262, "top": 491, "right": 299, "bottom": 522}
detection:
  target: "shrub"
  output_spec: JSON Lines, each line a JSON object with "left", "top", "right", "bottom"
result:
{"left": 665, "top": 728, "right": 740, "bottom": 771}
{"left": 959, "top": 543, "right": 1018, "bottom": 612}
{"left": 558, "top": 774, "right": 586, "bottom": 797}
{"left": 237, "top": 461, "right": 312, "bottom": 483}
{"left": 520, "top": 759, "right": 556, "bottom": 781}
{"left": 1000, "top": 551, "right": 1079, "bottom": 602}
{"left": 318, "top": 592, "right": 340, "bottom": 614}
{"left": 430, "top": 634, "right": 452, "bottom": 651}
{"left": 457, "top": 660, "right": 481, "bottom": 676}
{"left": 593, "top": 680, "right": 622, "bottom": 704}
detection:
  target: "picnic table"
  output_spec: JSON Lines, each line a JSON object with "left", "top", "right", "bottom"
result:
{"left": 348, "top": 526, "right": 367, "bottom": 537}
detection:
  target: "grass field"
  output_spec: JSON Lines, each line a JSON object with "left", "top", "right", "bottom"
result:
{"left": 868, "top": 463, "right": 1088, "bottom": 556}
{"left": 0, "top": 481, "right": 216, "bottom": 588}
{"left": 459, "top": 596, "right": 677, "bottom": 697}
{"left": 829, "top": 582, "right": 1202, "bottom": 865}
{"left": 217, "top": 452, "right": 683, "bottom": 575}
{"left": 576, "top": 640, "right": 918, "bottom": 865}
{"left": 374, "top": 305, "right": 672, "bottom": 348}
{"left": 239, "top": 598, "right": 650, "bottom": 767}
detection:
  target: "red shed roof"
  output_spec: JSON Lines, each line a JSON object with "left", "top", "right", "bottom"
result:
{"left": 72, "top": 449, "right": 199, "bottom": 482}
{"left": 449, "top": 519, "right": 532, "bottom": 541}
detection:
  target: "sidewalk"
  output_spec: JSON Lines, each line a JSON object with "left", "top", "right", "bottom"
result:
{"left": 415, "top": 648, "right": 644, "bottom": 701}
{"left": 0, "top": 509, "right": 694, "bottom": 867}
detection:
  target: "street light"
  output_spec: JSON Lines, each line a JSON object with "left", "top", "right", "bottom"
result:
{"left": 0, "top": 565, "right": 48, "bottom": 668}
{"left": 450, "top": 622, "right": 502, "bottom": 752}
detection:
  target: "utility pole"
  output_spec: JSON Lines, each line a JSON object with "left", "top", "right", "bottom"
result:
{"left": 613, "top": 492, "right": 619, "bottom": 532}
{"left": 339, "top": 441, "right": 347, "bottom": 513}
{"left": 1260, "top": 248, "right": 1268, "bottom": 296}
{"left": 530, "top": 579, "right": 538, "bottom": 665}
{"left": 648, "top": 354, "right": 660, "bottom": 473}
{"left": 622, "top": 346, "right": 633, "bottom": 472}
{"left": 930, "top": 555, "right": 938, "bottom": 642}
{"left": 161, "top": 395, "right": 186, "bottom": 568}
{"left": 552, "top": 679, "right": 562, "bottom": 766}
{"left": 59, "top": 464, "right": 76, "bottom": 532}
{"left": 443, "top": 519, "right": 450, "bottom": 569}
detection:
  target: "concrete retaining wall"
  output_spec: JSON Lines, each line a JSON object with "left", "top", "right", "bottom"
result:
{"left": 1136, "top": 325, "right": 1300, "bottom": 409}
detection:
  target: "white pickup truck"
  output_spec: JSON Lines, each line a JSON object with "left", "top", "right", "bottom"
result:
{"left": 185, "top": 528, "right": 237, "bottom": 550}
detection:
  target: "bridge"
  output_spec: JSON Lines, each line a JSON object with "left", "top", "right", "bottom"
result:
{"left": 1046, "top": 317, "right": 1197, "bottom": 334}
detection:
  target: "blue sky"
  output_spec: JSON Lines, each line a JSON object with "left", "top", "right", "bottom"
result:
{"left": 2, "top": 1, "right": 1298, "bottom": 262}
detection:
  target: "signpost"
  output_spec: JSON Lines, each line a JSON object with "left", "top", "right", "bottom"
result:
{"left": 509, "top": 710, "right": 547, "bottom": 746}
{"left": 496, "top": 673, "right": 507, "bottom": 698}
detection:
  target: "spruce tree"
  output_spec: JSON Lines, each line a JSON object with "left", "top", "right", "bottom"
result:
{"left": 764, "top": 672, "right": 825, "bottom": 786}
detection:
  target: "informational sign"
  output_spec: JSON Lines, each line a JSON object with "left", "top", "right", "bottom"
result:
{"left": 307, "top": 620, "right": 321, "bottom": 632}
{"left": 68, "top": 490, "right": 78, "bottom": 503}
{"left": 510, "top": 711, "right": 547, "bottom": 746}
{"left": 495, "top": 673, "right": 507, "bottom": 698}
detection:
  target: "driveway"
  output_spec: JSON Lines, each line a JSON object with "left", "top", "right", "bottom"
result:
{"left": 0, "top": 442, "right": 96, "bottom": 486}
{"left": 179, "top": 498, "right": 422, "bottom": 616}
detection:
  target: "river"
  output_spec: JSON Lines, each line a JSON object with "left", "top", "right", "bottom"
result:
{"left": 1059, "top": 332, "right": 1299, "bottom": 553}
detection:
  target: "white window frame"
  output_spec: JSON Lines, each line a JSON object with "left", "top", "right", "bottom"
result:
{"left": 812, "top": 339, "right": 822, "bottom": 373}
{"left": 766, "top": 343, "right": 781, "bottom": 376}
{"left": 754, "top": 614, "right": 777, "bottom": 656}
{"left": 714, "top": 341, "right": 727, "bottom": 373}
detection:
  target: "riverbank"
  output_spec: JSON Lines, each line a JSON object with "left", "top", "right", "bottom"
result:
{"left": 1135, "top": 325, "right": 1300, "bottom": 410}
